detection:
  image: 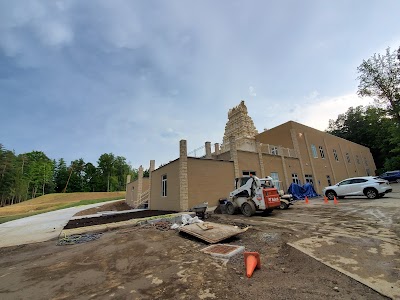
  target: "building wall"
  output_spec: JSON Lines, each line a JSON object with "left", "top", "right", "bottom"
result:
{"left": 290, "top": 122, "right": 376, "bottom": 192}
{"left": 187, "top": 158, "right": 235, "bottom": 208}
{"left": 149, "top": 160, "right": 180, "bottom": 211}
{"left": 237, "top": 151, "right": 262, "bottom": 176}
{"left": 215, "top": 151, "right": 231, "bottom": 161}
{"left": 125, "top": 178, "right": 149, "bottom": 207}
{"left": 256, "top": 122, "right": 294, "bottom": 149}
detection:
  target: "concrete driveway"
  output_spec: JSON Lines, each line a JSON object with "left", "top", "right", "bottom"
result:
{"left": 244, "top": 183, "right": 400, "bottom": 298}
{"left": 0, "top": 200, "right": 123, "bottom": 248}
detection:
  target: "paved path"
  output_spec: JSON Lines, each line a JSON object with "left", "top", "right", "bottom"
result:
{"left": 246, "top": 184, "right": 400, "bottom": 299}
{"left": 0, "top": 200, "right": 123, "bottom": 248}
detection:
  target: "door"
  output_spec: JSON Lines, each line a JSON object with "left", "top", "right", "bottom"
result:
{"left": 336, "top": 179, "right": 354, "bottom": 196}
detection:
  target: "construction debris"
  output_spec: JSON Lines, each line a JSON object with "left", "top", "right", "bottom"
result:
{"left": 57, "top": 233, "right": 102, "bottom": 246}
{"left": 179, "top": 221, "right": 248, "bottom": 244}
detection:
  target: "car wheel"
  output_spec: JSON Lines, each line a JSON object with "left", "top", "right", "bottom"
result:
{"left": 226, "top": 202, "right": 236, "bottom": 215}
{"left": 280, "top": 201, "right": 288, "bottom": 210}
{"left": 397, "top": 179, "right": 400, "bottom": 183}
{"left": 241, "top": 201, "right": 256, "bottom": 217}
{"left": 365, "top": 188, "right": 378, "bottom": 199}
{"left": 326, "top": 190, "right": 337, "bottom": 200}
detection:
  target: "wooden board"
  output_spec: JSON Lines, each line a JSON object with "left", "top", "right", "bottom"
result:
{"left": 179, "top": 222, "right": 248, "bottom": 243}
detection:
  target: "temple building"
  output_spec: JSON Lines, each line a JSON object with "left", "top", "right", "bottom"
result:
{"left": 126, "top": 101, "right": 376, "bottom": 211}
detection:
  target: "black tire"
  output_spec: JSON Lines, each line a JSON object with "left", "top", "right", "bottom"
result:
{"left": 241, "top": 201, "right": 256, "bottom": 217}
{"left": 365, "top": 188, "right": 378, "bottom": 199}
{"left": 226, "top": 202, "right": 236, "bottom": 215}
{"left": 396, "top": 179, "right": 400, "bottom": 183}
{"left": 338, "top": 196, "right": 345, "bottom": 199}
{"left": 326, "top": 190, "right": 337, "bottom": 200}
{"left": 280, "top": 201, "right": 289, "bottom": 210}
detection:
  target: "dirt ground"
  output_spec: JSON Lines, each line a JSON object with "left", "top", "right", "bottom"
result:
{"left": 0, "top": 218, "right": 388, "bottom": 300}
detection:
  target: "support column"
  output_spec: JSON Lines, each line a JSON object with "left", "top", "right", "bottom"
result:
{"left": 179, "top": 140, "right": 189, "bottom": 211}
{"left": 147, "top": 160, "right": 155, "bottom": 209}
{"left": 214, "top": 143, "right": 220, "bottom": 155}
{"left": 303, "top": 133, "right": 320, "bottom": 193}
{"left": 205, "top": 142, "right": 211, "bottom": 159}
{"left": 136, "top": 165, "right": 143, "bottom": 207}
{"left": 338, "top": 144, "right": 350, "bottom": 177}
{"left": 323, "top": 138, "right": 337, "bottom": 184}
{"left": 257, "top": 142, "right": 266, "bottom": 178}
{"left": 290, "top": 129, "right": 306, "bottom": 184}
{"left": 229, "top": 135, "right": 240, "bottom": 178}
{"left": 279, "top": 148, "right": 290, "bottom": 192}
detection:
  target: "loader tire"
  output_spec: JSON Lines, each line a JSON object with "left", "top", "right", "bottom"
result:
{"left": 226, "top": 202, "right": 236, "bottom": 215}
{"left": 241, "top": 201, "right": 256, "bottom": 217}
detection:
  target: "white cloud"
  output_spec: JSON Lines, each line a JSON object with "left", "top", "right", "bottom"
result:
{"left": 296, "top": 92, "right": 373, "bottom": 130}
{"left": 249, "top": 86, "right": 257, "bottom": 97}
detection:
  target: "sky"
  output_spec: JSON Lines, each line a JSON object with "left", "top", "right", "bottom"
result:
{"left": 1, "top": 0, "right": 400, "bottom": 169}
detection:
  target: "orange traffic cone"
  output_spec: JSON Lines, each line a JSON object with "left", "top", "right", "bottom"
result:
{"left": 305, "top": 196, "right": 309, "bottom": 204}
{"left": 324, "top": 196, "right": 329, "bottom": 204}
{"left": 334, "top": 196, "right": 338, "bottom": 205}
{"left": 244, "top": 252, "right": 261, "bottom": 278}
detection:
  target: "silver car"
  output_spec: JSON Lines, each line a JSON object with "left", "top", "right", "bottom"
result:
{"left": 323, "top": 176, "right": 392, "bottom": 200}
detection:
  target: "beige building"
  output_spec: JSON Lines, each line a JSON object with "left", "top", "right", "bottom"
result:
{"left": 126, "top": 101, "right": 376, "bottom": 211}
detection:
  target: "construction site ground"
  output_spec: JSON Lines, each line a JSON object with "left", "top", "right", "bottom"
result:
{"left": 0, "top": 184, "right": 399, "bottom": 299}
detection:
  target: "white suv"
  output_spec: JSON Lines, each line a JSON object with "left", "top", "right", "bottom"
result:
{"left": 323, "top": 176, "right": 392, "bottom": 200}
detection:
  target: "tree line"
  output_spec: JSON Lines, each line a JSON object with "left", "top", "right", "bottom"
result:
{"left": 0, "top": 146, "right": 141, "bottom": 207}
{"left": 327, "top": 47, "right": 400, "bottom": 174}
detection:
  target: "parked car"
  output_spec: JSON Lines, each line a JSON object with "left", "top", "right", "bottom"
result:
{"left": 379, "top": 170, "right": 400, "bottom": 183}
{"left": 323, "top": 176, "right": 392, "bottom": 200}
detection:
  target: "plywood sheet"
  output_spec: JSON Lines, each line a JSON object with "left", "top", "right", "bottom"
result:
{"left": 179, "top": 222, "right": 248, "bottom": 243}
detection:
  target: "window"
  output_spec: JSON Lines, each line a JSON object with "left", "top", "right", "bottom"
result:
{"left": 305, "top": 174, "right": 314, "bottom": 185}
{"left": 311, "top": 144, "right": 318, "bottom": 158}
{"left": 319, "top": 146, "right": 325, "bottom": 159}
{"left": 351, "top": 178, "right": 367, "bottom": 184}
{"left": 270, "top": 172, "right": 280, "bottom": 190}
{"left": 356, "top": 155, "right": 360, "bottom": 164}
{"left": 346, "top": 153, "right": 351, "bottom": 163}
{"left": 292, "top": 173, "right": 300, "bottom": 184}
{"left": 333, "top": 149, "right": 339, "bottom": 161}
{"left": 326, "top": 175, "right": 332, "bottom": 186}
{"left": 338, "top": 179, "right": 352, "bottom": 186}
{"left": 161, "top": 174, "right": 167, "bottom": 197}
{"left": 242, "top": 171, "right": 256, "bottom": 176}
{"left": 271, "top": 146, "right": 278, "bottom": 155}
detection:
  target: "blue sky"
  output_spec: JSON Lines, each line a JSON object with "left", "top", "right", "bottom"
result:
{"left": 1, "top": 0, "right": 399, "bottom": 168}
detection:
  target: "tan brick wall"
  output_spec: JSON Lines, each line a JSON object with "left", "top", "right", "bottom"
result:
{"left": 187, "top": 158, "right": 235, "bottom": 208}
{"left": 149, "top": 160, "right": 180, "bottom": 211}
{"left": 125, "top": 178, "right": 149, "bottom": 207}
{"left": 216, "top": 151, "right": 231, "bottom": 161}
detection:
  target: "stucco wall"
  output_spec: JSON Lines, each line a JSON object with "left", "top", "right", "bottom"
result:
{"left": 187, "top": 158, "right": 235, "bottom": 208}
{"left": 149, "top": 160, "right": 180, "bottom": 211}
{"left": 256, "top": 122, "right": 294, "bottom": 148}
{"left": 125, "top": 178, "right": 149, "bottom": 207}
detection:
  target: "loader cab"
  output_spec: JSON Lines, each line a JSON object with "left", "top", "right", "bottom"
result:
{"left": 235, "top": 176, "right": 252, "bottom": 189}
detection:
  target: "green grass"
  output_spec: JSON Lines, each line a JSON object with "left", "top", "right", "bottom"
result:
{"left": 0, "top": 194, "right": 125, "bottom": 224}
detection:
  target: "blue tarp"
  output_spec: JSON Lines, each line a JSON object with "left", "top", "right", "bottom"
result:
{"left": 288, "top": 183, "right": 319, "bottom": 200}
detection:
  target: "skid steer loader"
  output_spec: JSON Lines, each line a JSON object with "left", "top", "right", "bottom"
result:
{"left": 225, "top": 175, "right": 281, "bottom": 217}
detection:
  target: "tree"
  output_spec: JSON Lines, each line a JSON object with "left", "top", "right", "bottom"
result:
{"left": 97, "top": 153, "right": 115, "bottom": 192}
{"left": 357, "top": 47, "right": 400, "bottom": 125}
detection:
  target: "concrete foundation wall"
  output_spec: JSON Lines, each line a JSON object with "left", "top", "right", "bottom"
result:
{"left": 150, "top": 160, "right": 180, "bottom": 211}
{"left": 187, "top": 158, "right": 235, "bottom": 208}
